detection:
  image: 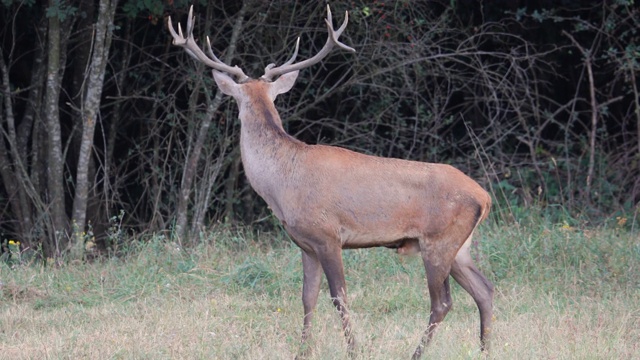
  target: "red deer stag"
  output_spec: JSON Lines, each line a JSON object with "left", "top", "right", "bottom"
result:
{"left": 168, "top": 5, "right": 494, "bottom": 359}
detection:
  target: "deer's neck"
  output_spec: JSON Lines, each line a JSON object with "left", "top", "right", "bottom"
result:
{"left": 237, "top": 96, "right": 304, "bottom": 215}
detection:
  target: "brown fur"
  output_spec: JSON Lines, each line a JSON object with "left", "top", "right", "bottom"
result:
{"left": 212, "top": 70, "right": 494, "bottom": 359}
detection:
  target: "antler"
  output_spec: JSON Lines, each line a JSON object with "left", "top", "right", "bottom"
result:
{"left": 168, "top": 6, "right": 249, "bottom": 82}
{"left": 260, "top": 5, "right": 356, "bottom": 81}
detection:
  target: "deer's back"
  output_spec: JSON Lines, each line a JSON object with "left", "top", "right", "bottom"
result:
{"left": 274, "top": 144, "right": 489, "bottom": 248}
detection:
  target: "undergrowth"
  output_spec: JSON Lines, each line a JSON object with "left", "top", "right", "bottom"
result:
{"left": 0, "top": 209, "right": 638, "bottom": 359}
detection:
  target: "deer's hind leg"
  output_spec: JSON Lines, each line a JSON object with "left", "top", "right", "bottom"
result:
{"left": 411, "top": 238, "right": 456, "bottom": 360}
{"left": 450, "top": 235, "right": 494, "bottom": 352}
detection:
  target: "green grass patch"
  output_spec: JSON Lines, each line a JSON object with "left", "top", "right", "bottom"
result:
{"left": 0, "top": 221, "right": 638, "bottom": 359}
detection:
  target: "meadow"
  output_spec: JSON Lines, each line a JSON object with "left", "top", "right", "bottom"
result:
{"left": 1, "top": 214, "right": 638, "bottom": 359}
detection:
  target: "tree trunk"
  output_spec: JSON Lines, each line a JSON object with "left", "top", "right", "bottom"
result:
{"left": 43, "top": 3, "right": 68, "bottom": 257}
{"left": 70, "top": 0, "right": 118, "bottom": 259}
{"left": 0, "top": 52, "right": 32, "bottom": 245}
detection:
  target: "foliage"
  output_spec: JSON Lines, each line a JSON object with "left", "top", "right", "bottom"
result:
{"left": 45, "top": 0, "right": 77, "bottom": 21}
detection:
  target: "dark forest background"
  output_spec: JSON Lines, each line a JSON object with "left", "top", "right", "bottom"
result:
{"left": 1, "top": 0, "right": 638, "bottom": 259}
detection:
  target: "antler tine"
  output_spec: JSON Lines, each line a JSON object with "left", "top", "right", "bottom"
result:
{"left": 260, "top": 5, "right": 355, "bottom": 81}
{"left": 282, "top": 37, "right": 301, "bottom": 66}
{"left": 325, "top": 10, "right": 353, "bottom": 52}
{"left": 168, "top": 5, "right": 249, "bottom": 81}
{"left": 326, "top": 4, "right": 334, "bottom": 30}
{"left": 264, "top": 37, "right": 300, "bottom": 73}
{"left": 335, "top": 8, "right": 350, "bottom": 38}
{"left": 206, "top": 36, "right": 225, "bottom": 64}
{"left": 186, "top": 5, "right": 194, "bottom": 36}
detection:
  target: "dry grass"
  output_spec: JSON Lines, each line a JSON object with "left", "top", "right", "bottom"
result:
{"left": 1, "top": 224, "right": 638, "bottom": 359}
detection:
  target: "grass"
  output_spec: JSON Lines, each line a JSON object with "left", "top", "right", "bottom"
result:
{"left": 1, "top": 218, "right": 638, "bottom": 359}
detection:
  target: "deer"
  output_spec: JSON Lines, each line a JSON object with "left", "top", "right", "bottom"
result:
{"left": 168, "top": 5, "right": 494, "bottom": 359}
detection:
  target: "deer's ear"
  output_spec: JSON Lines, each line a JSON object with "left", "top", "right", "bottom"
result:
{"left": 270, "top": 71, "right": 299, "bottom": 98}
{"left": 213, "top": 70, "right": 239, "bottom": 96}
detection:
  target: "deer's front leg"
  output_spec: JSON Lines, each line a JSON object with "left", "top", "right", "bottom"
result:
{"left": 317, "top": 246, "right": 355, "bottom": 356}
{"left": 297, "top": 250, "right": 322, "bottom": 359}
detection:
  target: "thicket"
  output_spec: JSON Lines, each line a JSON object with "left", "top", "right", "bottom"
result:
{"left": 0, "top": 1, "right": 638, "bottom": 259}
